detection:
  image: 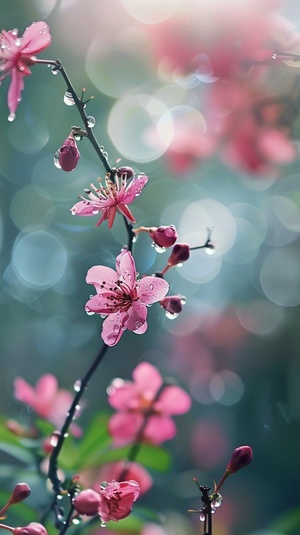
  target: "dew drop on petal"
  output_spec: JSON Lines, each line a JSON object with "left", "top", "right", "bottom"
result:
{"left": 71, "top": 209, "right": 77, "bottom": 215}
{"left": 63, "top": 91, "right": 75, "bottom": 106}
{"left": 92, "top": 209, "right": 99, "bottom": 215}
{"left": 166, "top": 310, "right": 179, "bottom": 320}
{"left": 87, "top": 116, "right": 96, "bottom": 128}
{"left": 86, "top": 309, "right": 95, "bottom": 316}
{"left": 272, "top": 51, "right": 278, "bottom": 59}
{"left": 73, "top": 380, "right": 81, "bottom": 392}
{"left": 8, "top": 112, "right": 16, "bottom": 122}
{"left": 149, "top": 284, "right": 154, "bottom": 290}
{"left": 54, "top": 151, "right": 61, "bottom": 168}
{"left": 15, "top": 39, "right": 21, "bottom": 47}
{"left": 12, "top": 28, "right": 18, "bottom": 35}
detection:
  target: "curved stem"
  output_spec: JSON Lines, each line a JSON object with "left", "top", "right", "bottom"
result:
{"left": 48, "top": 343, "right": 109, "bottom": 495}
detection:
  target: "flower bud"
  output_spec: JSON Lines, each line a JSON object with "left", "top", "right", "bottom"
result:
{"left": 149, "top": 225, "right": 178, "bottom": 249}
{"left": 58, "top": 134, "right": 80, "bottom": 172}
{"left": 117, "top": 166, "right": 135, "bottom": 179}
{"left": 73, "top": 489, "right": 101, "bottom": 516}
{"left": 14, "top": 523, "right": 48, "bottom": 535}
{"left": 226, "top": 445, "right": 253, "bottom": 475}
{"left": 160, "top": 296, "right": 183, "bottom": 315}
{"left": 9, "top": 483, "right": 31, "bottom": 504}
{"left": 167, "top": 243, "right": 190, "bottom": 267}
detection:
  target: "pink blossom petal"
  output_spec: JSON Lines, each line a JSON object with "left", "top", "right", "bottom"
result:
{"left": 7, "top": 69, "right": 24, "bottom": 114}
{"left": 137, "top": 276, "right": 169, "bottom": 304}
{"left": 101, "top": 312, "right": 126, "bottom": 346}
{"left": 21, "top": 21, "right": 52, "bottom": 54}
{"left": 117, "top": 203, "right": 136, "bottom": 223}
{"left": 259, "top": 129, "right": 296, "bottom": 163}
{"left": 71, "top": 200, "right": 99, "bottom": 217}
{"left": 107, "top": 205, "right": 118, "bottom": 229}
{"left": 85, "top": 293, "right": 120, "bottom": 314}
{"left": 35, "top": 374, "right": 58, "bottom": 401}
{"left": 122, "top": 175, "right": 148, "bottom": 204}
{"left": 86, "top": 265, "right": 118, "bottom": 293}
{"left": 14, "top": 378, "right": 36, "bottom": 407}
{"left": 124, "top": 301, "right": 147, "bottom": 332}
{"left": 108, "top": 381, "right": 138, "bottom": 410}
{"left": 132, "top": 362, "right": 163, "bottom": 393}
{"left": 109, "top": 411, "right": 143, "bottom": 445}
{"left": 154, "top": 385, "right": 192, "bottom": 415}
{"left": 144, "top": 415, "right": 177, "bottom": 444}
{"left": 116, "top": 250, "right": 136, "bottom": 288}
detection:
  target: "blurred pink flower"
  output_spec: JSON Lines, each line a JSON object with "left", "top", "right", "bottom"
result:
{"left": 80, "top": 461, "right": 152, "bottom": 496}
{"left": 14, "top": 523, "right": 48, "bottom": 535}
{"left": 0, "top": 21, "right": 52, "bottom": 119}
{"left": 13, "top": 374, "right": 82, "bottom": 436}
{"left": 71, "top": 167, "right": 148, "bottom": 229}
{"left": 107, "top": 361, "right": 191, "bottom": 445}
{"left": 85, "top": 250, "right": 169, "bottom": 346}
{"left": 98, "top": 480, "right": 140, "bottom": 523}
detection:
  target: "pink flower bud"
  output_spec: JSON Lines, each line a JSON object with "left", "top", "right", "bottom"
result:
{"left": 9, "top": 483, "right": 31, "bottom": 504}
{"left": 73, "top": 489, "right": 101, "bottom": 516}
{"left": 149, "top": 225, "right": 178, "bottom": 249}
{"left": 226, "top": 445, "right": 253, "bottom": 475}
{"left": 58, "top": 135, "right": 80, "bottom": 172}
{"left": 117, "top": 166, "right": 135, "bottom": 179}
{"left": 160, "top": 296, "right": 183, "bottom": 315}
{"left": 167, "top": 243, "right": 190, "bottom": 267}
{"left": 14, "top": 523, "right": 48, "bottom": 535}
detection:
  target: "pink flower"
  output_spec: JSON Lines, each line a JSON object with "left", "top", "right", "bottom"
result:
{"left": 98, "top": 480, "right": 140, "bottom": 523}
{"left": 0, "top": 21, "right": 52, "bottom": 120}
{"left": 81, "top": 461, "right": 152, "bottom": 496}
{"left": 85, "top": 250, "right": 169, "bottom": 346}
{"left": 57, "top": 133, "right": 80, "bottom": 172}
{"left": 71, "top": 166, "right": 148, "bottom": 229}
{"left": 13, "top": 374, "right": 82, "bottom": 436}
{"left": 107, "top": 361, "right": 192, "bottom": 445}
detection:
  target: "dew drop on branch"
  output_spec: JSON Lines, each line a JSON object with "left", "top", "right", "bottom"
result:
{"left": 87, "top": 116, "right": 96, "bottom": 128}
{"left": 63, "top": 91, "right": 75, "bottom": 106}
{"left": 54, "top": 151, "right": 61, "bottom": 168}
{"left": 73, "top": 380, "right": 82, "bottom": 392}
{"left": 8, "top": 113, "right": 16, "bottom": 122}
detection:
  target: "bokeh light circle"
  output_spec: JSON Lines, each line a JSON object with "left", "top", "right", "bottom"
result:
{"left": 12, "top": 230, "right": 68, "bottom": 289}
{"left": 209, "top": 370, "right": 244, "bottom": 406}
{"left": 259, "top": 247, "right": 300, "bottom": 306}
{"left": 121, "top": 0, "right": 180, "bottom": 24}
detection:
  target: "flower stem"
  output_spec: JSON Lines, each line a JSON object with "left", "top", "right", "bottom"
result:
{"left": 48, "top": 343, "right": 110, "bottom": 495}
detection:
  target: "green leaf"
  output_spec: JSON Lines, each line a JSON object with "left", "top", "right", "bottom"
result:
{"left": 272, "top": 507, "right": 300, "bottom": 534}
{"left": 0, "top": 442, "right": 34, "bottom": 464}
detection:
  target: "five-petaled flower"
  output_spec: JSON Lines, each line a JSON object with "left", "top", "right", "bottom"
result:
{"left": 107, "top": 361, "right": 192, "bottom": 445}
{"left": 98, "top": 480, "right": 140, "bottom": 523}
{"left": 85, "top": 250, "right": 169, "bottom": 346}
{"left": 71, "top": 166, "right": 148, "bottom": 229}
{"left": 0, "top": 21, "right": 52, "bottom": 120}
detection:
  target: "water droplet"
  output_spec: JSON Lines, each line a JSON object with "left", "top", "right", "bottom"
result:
{"left": 51, "top": 66, "right": 59, "bottom": 75}
{"left": 177, "top": 263, "right": 183, "bottom": 268}
{"left": 132, "top": 235, "right": 138, "bottom": 243}
{"left": 85, "top": 309, "right": 95, "bottom": 316}
{"left": 149, "top": 284, "right": 154, "bottom": 290}
{"left": 63, "top": 432, "right": 69, "bottom": 438}
{"left": 180, "top": 296, "right": 187, "bottom": 305}
{"left": 211, "top": 506, "right": 216, "bottom": 514}
{"left": 57, "top": 494, "right": 63, "bottom": 501}
{"left": 50, "top": 431, "right": 60, "bottom": 447}
{"left": 54, "top": 151, "right": 61, "bottom": 168}
{"left": 75, "top": 404, "right": 81, "bottom": 411}
{"left": 87, "top": 116, "right": 96, "bottom": 128}
{"left": 113, "top": 324, "right": 120, "bottom": 334}
{"left": 12, "top": 28, "right": 18, "bottom": 36}
{"left": 166, "top": 310, "right": 179, "bottom": 320}
{"left": 199, "top": 512, "right": 206, "bottom": 522}
{"left": 63, "top": 91, "right": 75, "bottom": 106}
{"left": 15, "top": 39, "right": 21, "bottom": 47}
{"left": 154, "top": 243, "right": 166, "bottom": 253}
{"left": 100, "top": 314, "right": 108, "bottom": 319}
{"left": 100, "top": 481, "right": 108, "bottom": 489}
{"left": 205, "top": 244, "right": 215, "bottom": 255}
{"left": 146, "top": 303, "right": 153, "bottom": 308}
{"left": 73, "top": 380, "right": 81, "bottom": 392}
{"left": 92, "top": 209, "right": 99, "bottom": 215}
{"left": 100, "top": 521, "right": 107, "bottom": 528}
{"left": 212, "top": 493, "right": 223, "bottom": 508}
{"left": 272, "top": 51, "right": 278, "bottom": 60}
{"left": 71, "top": 209, "right": 77, "bottom": 215}
{"left": 8, "top": 113, "right": 16, "bottom": 122}
{"left": 72, "top": 518, "right": 81, "bottom": 525}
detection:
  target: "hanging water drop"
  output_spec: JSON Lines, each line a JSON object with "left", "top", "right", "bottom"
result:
{"left": 212, "top": 493, "right": 223, "bottom": 508}
{"left": 132, "top": 235, "right": 138, "bottom": 243}
{"left": 63, "top": 91, "right": 75, "bottom": 106}
{"left": 71, "top": 208, "right": 77, "bottom": 215}
{"left": 50, "top": 431, "right": 61, "bottom": 447}
{"left": 53, "top": 151, "right": 61, "bottom": 168}
{"left": 15, "top": 39, "right": 21, "bottom": 47}
{"left": 165, "top": 310, "right": 179, "bottom": 320}
{"left": 199, "top": 512, "right": 206, "bottom": 522}
{"left": 153, "top": 243, "right": 166, "bottom": 253}
{"left": 85, "top": 309, "right": 95, "bottom": 316}
{"left": 87, "top": 116, "right": 96, "bottom": 128}
{"left": 57, "top": 494, "right": 63, "bottom": 501}
{"left": 73, "top": 380, "right": 81, "bottom": 392}
{"left": 51, "top": 66, "right": 59, "bottom": 75}
{"left": 8, "top": 112, "right": 16, "bottom": 122}
{"left": 180, "top": 295, "right": 187, "bottom": 305}
{"left": 272, "top": 51, "right": 278, "bottom": 60}
{"left": 100, "top": 521, "right": 107, "bottom": 528}
{"left": 205, "top": 244, "right": 215, "bottom": 255}
{"left": 72, "top": 518, "right": 81, "bottom": 525}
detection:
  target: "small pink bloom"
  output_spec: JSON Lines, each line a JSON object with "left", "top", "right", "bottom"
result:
{"left": 9, "top": 483, "right": 31, "bottom": 504}
{"left": 82, "top": 461, "right": 152, "bottom": 495}
{"left": 0, "top": 21, "right": 52, "bottom": 119}
{"left": 149, "top": 225, "right": 178, "bottom": 249}
{"left": 226, "top": 445, "right": 253, "bottom": 475}
{"left": 108, "top": 362, "right": 191, "bottom": 445}
{"left": 71, "top": 167, "right": 148, "bottom": 229}
{"left": 58, "top": 133, "right": 80, "bottom": 172}
{"left": 85, "top": 250, "right": 169, "bottom": 346}
{"left": 98, "top": 480, "right": 140, "bottom": 523}
{"left": 73, "top": 489, "right": 101, "bottom": 516}
{"left": 14, "top": 523, "right": 48, "bottom": 535}
{"left": 13, "top": 374, "right": 82, "bottom": 435}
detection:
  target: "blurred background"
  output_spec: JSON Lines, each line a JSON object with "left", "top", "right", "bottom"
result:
{"left": 1, "top": 1, "right": 300, "bottom": 534}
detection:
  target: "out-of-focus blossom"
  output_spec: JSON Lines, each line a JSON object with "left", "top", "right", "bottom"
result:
{"left": 0, "top": 21, "right": 52, "bottom": 120}
{"left": 13, "top": 374, "right": 82, "bottom": 436}
{"left": 71, "top": 167, "right": 148, "bottom": 229}
{"left": 73, "top": 489, "right": 101, "bottom": 516}
{"left": 107, "top": 361, "right": 191, "bottom": 445}
{"left": 98, "top": 480, "right": 140, "bottom": 523}
{"left": 85, "top": 250, "right": 169, "bottom": 346}
{"left": 13, "top": 523, "right": 48, "bottom": 535}
{"left": 57, "top": 132, "right": 80, "bottom": 172}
